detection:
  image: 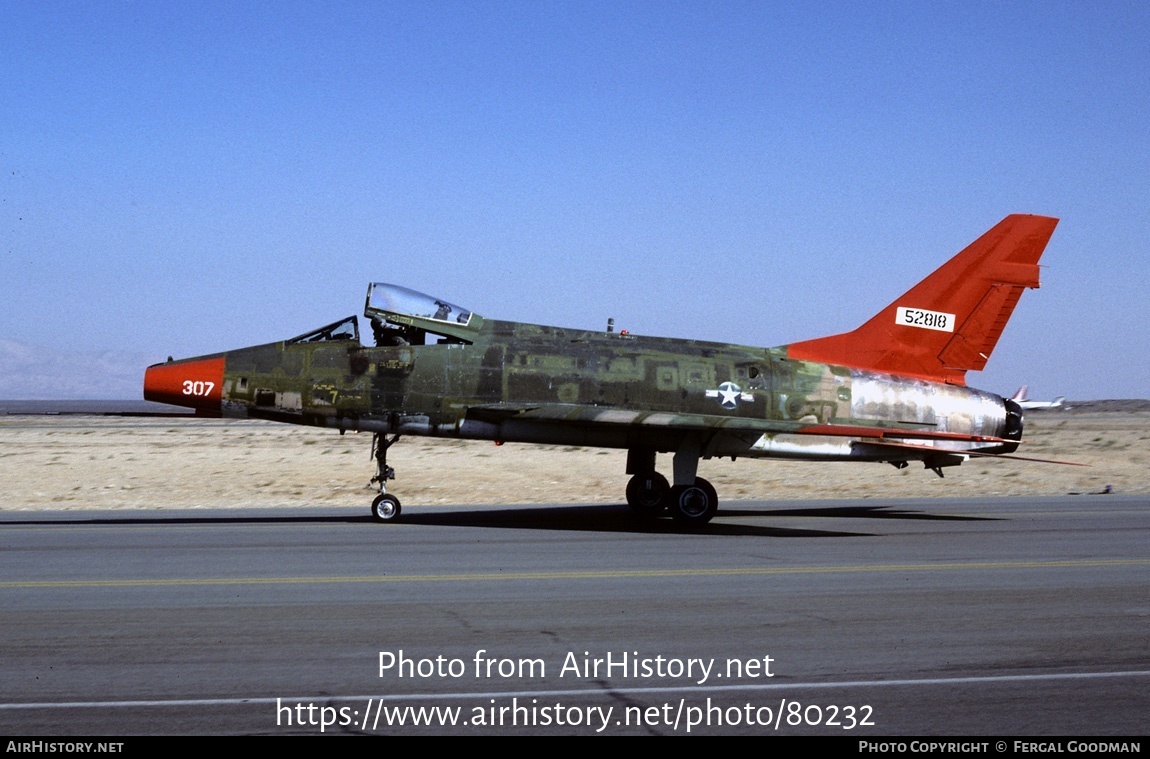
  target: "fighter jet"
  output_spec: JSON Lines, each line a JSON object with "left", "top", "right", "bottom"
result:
{"left": 144, "top": 214, "right": 1059, "bottom": 525}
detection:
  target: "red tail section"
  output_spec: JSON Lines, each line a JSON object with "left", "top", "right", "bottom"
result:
{"left": 786, "top": 214, "right": 1059, "bottom": 385}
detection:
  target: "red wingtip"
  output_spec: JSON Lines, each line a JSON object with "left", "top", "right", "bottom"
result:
{"left": 144, "top": 357, "right": 225, "bottom": 411}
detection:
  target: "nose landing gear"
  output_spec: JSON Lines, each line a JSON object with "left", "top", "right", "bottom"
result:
{"left": 370, "top": 433, "right": 402, "bottom": 522}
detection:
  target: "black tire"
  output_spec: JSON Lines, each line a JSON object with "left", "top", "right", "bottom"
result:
{"left": 371, "top": 493, "right": 402, "bottom": 522}
{"left": 668, "top": 477, "right": 718, "bottom": 525}
{"left": 626, "top": 473, "right": 670, "bottom": 517}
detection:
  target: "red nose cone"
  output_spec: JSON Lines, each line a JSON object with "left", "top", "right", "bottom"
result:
{"left": 144, "top": 357, "right": 225, "bottom": 410}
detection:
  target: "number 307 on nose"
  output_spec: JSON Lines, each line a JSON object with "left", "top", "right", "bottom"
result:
{"left": 182, "top": 381, "right": 215, "bottom": 396}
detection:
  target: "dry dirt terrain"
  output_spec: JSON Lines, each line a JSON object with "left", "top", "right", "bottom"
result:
{"left": 1, "top": 404, "right": 1147, "bottom": 511}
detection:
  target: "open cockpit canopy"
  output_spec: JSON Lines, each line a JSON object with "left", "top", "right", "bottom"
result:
{"left": 363, "top": 283, "right": 481, "bottom": 345}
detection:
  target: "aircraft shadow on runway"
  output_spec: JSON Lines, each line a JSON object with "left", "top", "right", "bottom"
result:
{"left": 736, "top": 504, "right": 998, "bottom": 522}
{"left": 391, "top": 502, "right": 996, "bottom": 537}
{"left": 0, "top": 502, "right": 994, "bottom": 538}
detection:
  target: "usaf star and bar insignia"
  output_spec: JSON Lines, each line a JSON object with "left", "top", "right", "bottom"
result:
{"left": 705, "top": 382, "right": 755, "bottom": 410}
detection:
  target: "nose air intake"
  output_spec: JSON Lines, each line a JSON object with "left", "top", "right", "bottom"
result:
{"left": 143, "top": 357, "right": 225, "bottom": 411}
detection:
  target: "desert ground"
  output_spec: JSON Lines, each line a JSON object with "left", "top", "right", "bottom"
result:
{"left": 1, "top": 403, "right": 1147, "bottom": 511}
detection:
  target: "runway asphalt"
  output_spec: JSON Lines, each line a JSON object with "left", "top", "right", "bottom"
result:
{"left": 1, "top": 496, "right": 1147, "bottom": 736}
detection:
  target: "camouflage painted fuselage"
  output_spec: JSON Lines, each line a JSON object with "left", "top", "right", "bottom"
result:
{"left": 192, "top": 316, "right": 1012, "bottom": 466}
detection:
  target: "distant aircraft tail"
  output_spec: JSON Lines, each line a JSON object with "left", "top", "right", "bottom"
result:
{"left": 1011, "top": 386, "right": 1029, "bottom": 402}
{"left": 785, "top": 214, "right": 1059, "bottom": 385}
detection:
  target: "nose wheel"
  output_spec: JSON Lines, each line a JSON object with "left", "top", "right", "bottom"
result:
{"left": 369, "top": 433, "right": 403, "bottom": 522}
{"left": 372, "top": 492, "right": 402, "bottom": 521}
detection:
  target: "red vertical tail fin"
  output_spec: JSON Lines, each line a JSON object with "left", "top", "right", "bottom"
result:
{"left": 785, "top": 214, "right": 1059, "bottom": 384}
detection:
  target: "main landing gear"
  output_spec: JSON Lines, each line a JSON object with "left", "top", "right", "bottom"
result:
{"left": 624, "top": 445, "right": 719, "bottom": 526}
{"left": 370, "top": 433, "right": 402, "bottom": 522}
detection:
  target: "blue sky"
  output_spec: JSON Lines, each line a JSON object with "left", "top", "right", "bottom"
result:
{"left": 3, "top": 1, "right": 1148, "bottom": 399}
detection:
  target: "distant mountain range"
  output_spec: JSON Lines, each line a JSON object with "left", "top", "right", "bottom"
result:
{"left": 0, "top": 338, "right": 159, "bottom": 400}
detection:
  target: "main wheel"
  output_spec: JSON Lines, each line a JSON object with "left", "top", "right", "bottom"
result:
{"left": 667, "top": 477, "right": 718, "bottom": 525}
{"left": 371, "top": 493, "right": 402, "bottom": 522}
{"left": 626, "top": 473, "right": 670, "bottom": 517}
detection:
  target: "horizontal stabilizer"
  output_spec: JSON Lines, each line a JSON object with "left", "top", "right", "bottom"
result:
{"left": 854, "top": 437, "right": 1087, "bottom": 466}
{"left": 796, "top": 423, "right": 1011, "bottom": 444}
